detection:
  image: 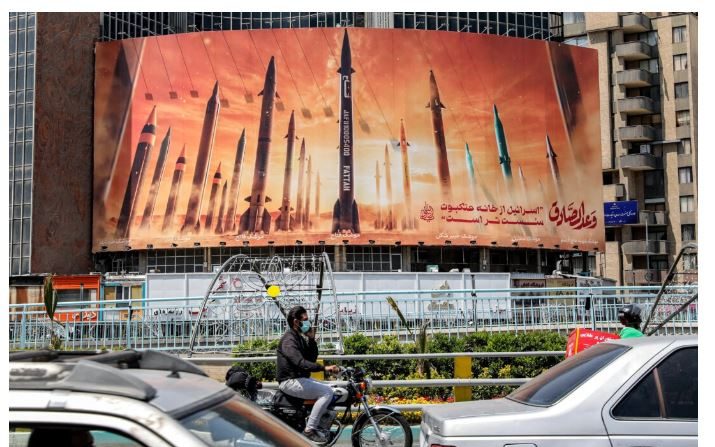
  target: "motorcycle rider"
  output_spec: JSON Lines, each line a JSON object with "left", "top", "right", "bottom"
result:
{"left": 618, "top": 304, "right": 644, "bottom": 338}
{"left": 278, "top": 305, "right": 340, "bottom": 444}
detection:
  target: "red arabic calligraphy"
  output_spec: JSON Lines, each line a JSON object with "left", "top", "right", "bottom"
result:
{"left": 548, "top": 201, "right": 598, "bottom": 230}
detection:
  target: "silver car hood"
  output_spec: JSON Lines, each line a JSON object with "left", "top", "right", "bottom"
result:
{"left": 423, "top": 398, "right": 606, "bottom": 437}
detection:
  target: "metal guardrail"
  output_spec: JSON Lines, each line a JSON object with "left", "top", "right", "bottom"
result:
{"left": 9, "top": 286, "right": 698, "bottom": 352}
{"left": 190, "top": 351, "right": 566, "bottom": 363}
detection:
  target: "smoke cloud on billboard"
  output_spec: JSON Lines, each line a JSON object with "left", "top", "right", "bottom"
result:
{"left": 93, "top": 28, "right": 604, "bottom": 251}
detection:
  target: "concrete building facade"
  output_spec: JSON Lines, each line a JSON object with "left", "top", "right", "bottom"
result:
{"left": 563, "top": 12, "right": 697, "bottom": 285}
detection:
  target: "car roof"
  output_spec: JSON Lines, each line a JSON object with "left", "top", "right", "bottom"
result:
{"left": 9, "top": 349, "right": 227, "bottom": 413}
{"left": 604, "top": 334, "right": 697, "bottom": 348}
{"left": 125, "top": 369, "right": 234, "bottom": 419}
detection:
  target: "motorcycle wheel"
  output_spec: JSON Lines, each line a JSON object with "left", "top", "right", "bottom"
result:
{"left": 351, "top": 408, "right": 412, "bottom": 447}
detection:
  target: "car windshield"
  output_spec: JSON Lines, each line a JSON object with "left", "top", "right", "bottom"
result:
{"left": 508, "top": 343, "right": 629, "bottom": 406}
{"left": 180, "top": 395, "right": 306, "bottom": 447}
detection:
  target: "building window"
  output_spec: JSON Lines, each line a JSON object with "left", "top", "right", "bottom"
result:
{"left": 678, "top": 167, "right": 693, "bottom": 184}
{"left": 672, "top": 26, "right": 687, "bottom": 43}
{"left": 678, "top": 139, "right": 692, "bottom": 154}
{"left": 675, "top": 82, "right": 689, "bottom": 99}
{"left": 563, "top": 12, "right": 585, "bottom": 24}
{"left": 682, "top": 253, "right": 697, "bottom": 270}
{"left": 644, "top": 170, "right": 665, "bottom": 199}
{"left": 681, "top": 224, "right": 696, "bottom": 242}
{"left": 676, "top": 110, "right": 690, "bottom": 127}
{"left": 680, "top": 195, "right": 695, "bottom": 213}
{"left": 673, "top": 54, "right": 688, "bottom": 71}
{"left": 564, "top": 35, "right": 588, "bottom": 47}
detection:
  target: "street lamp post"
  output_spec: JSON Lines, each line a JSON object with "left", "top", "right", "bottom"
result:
{"left": 641, "top": 210, "right": 657, "bottom": 284}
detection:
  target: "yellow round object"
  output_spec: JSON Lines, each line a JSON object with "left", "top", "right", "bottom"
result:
{"left": 266, "top": 285, "right": 281, "bottom": 298}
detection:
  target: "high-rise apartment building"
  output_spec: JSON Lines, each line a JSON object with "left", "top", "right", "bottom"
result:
{"left": 563, "top": 12, "right": 697, "bottom": 285}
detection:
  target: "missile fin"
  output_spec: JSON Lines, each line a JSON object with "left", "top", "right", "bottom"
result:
{"left": 257, "top": 90, "right": 264, "bottom": 97}
{"left": 352, "top": 200, "right": 361, "bottom": 234}
{"left": 331, "top": 199, "right": 341, "bottom": 233}
{"left": 265, "top": 196, "right": 272, "bottom": 203}
{"left": 275, "top": 91, "right": 281, "bottom": 100}
{"left": 261, "top": 212, "right": 272, "bottom": 234}
{"left": 438, "top": 101, "right": 446, "bottom": 109}
{"left": 238, "top": 211, "right": 250, "bottom": 233}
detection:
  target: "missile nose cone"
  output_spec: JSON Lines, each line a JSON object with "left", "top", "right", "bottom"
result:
{"left": 166, "top": 126, "right": 172, "bottom": 137}
{"left": 147, "top": 105, "right": 158, "bottom": 127}
{"left": 179, "top": 144, "right": 186, "bottom": 158}
{"left": 342, "top": 29, "right": 350, "bottom": 50}
{"left": 239, "top": 128, "right": 246, "bottom": 141}
{"left": 216, "top": 162, "right": 222, "bottom": 174}
{"left": 267, "top": 56, "right": 276, "bottom": 72}
{"left": 492, "top": 104, "right": 499, "bottom": 116}
{"left": 211, "top": 81, "right": 219, "bottom": 97}
{"left": 289, "top": 110, "right": 295, "bottom": 125}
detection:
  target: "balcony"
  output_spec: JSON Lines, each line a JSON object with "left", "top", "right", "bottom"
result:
{"left": 622, "top": 240, "right": 670, "bottom": 256}
{"left": 620, "top": 153, "right": 657, "bottom": 171}
{"left": 616, "top": 69, "right": 655, "bottom": 87}
{"left": 621, "top": 13, "right": 652, "bottom": 33}
{"left": 624, "top": 269, "right": 667, "bottom": 285}
{"left": 616, "top": 41, "right": 654, "bottom": 60}
{"left": 603, "top": 183, "right": 626, "bottom": 202}
{"left": 619, "top": 125, "right": 656, "bottom": 142}
{"left": 632, "top": 211, "right": 666, "bottom": 225}
{"left": 618, "top": 97, "right": 657, "bottom": 115}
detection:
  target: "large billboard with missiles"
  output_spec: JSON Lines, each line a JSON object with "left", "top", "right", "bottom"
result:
{"left": 93, "top": 28, "right": 604, "bottom": 252}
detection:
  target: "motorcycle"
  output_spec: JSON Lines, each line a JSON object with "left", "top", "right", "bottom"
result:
{"left": 226, "top": 365, "right": 412, "bottom": 447}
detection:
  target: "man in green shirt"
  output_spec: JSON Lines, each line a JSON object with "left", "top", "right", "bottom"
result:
{"left": 618, "top": 304, "right": 644, "bottom": 338}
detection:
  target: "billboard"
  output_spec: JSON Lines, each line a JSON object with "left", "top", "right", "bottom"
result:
{"left": 93, "top": 29, "right": 604, "bottom": 251}
{"left": 604, "top": 200, "right": 638, "bottom": 225}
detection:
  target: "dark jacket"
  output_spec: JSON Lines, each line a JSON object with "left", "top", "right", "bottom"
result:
{"left": 276, "top": 329, "right": 323, "bottom": 382}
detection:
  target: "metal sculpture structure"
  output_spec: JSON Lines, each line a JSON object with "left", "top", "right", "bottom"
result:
{"left": 187, "top": 252, "right": 343, "bottom": 356}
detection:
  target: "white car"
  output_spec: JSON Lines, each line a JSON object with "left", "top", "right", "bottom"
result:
{"left": 9, "top": 349, "right": 311, "bottom": 447}
{"left": 421, "top": 335, "right": 697, "bottom": 447}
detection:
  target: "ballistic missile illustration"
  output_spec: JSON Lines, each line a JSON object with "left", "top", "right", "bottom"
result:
{"left": 295, "top": 138, "right": 307, "bottom": 227}
{"left": 140, "top": 127, "right": 171, "bottom": 229}
{"left": 162, "top": 145, "right": 186, "bottom": 231}
{"left": 224, "top": 129, "right": 246, "bottom": 232}
{"left": 374, "top": 161, "right": 382, "bottom": 229}
{"left": 332, "top": 30, "right": 361, "bottom": 234}
{"left": 426, "top": 70, "right": 452, "bottom": 202}
{"left": 383, "top": 144, "right": 395, "bottom": 230}
{"left": 493, "top": 104, "right": 512, "bottom": 182}
{"left": 182, "top": 81, "right": 221, "bottom": 233}
{"left": 465, "top": 142, "right": 478, "bottom": 203}
{"left": 399, "top": 119, "right": 416, "bottom": 230}
{"left": 204, "top": 163, "right": 222, "bottom": 231}
{"left": 315, "top": 172, "right": 321, "bottom": 222}
{"left": 115, "top": 106, "right": 157, "bottom": 238}
{"left": 276, "top": 111, "right": 297, "bottom": 231}
{"left": 304, "top": 156, "right": 312, "bottom": 230}
{"left": 546, "top": 134, "right": 561, "bottom": 189}
{"left": 215, "top": 181, "right": 228, "bottom": 234}
{"left": 239, "top": 57, "right": 278, "bottom": 234}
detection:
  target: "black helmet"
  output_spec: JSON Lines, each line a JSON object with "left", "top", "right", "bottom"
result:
{"left": 618, "top": 304, "right": 643, "bottom": 327}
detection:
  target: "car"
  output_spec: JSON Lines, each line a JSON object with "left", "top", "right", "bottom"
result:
{"left": 421, "top": 335, "right": 697, "bottom": 447}
{"left": 9, "top": 349, "right": 312, "bottom": 447}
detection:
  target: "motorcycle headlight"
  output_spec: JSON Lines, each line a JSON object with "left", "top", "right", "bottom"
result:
{"left": 363, "top": 378, "right": 373, "bottom": 393}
